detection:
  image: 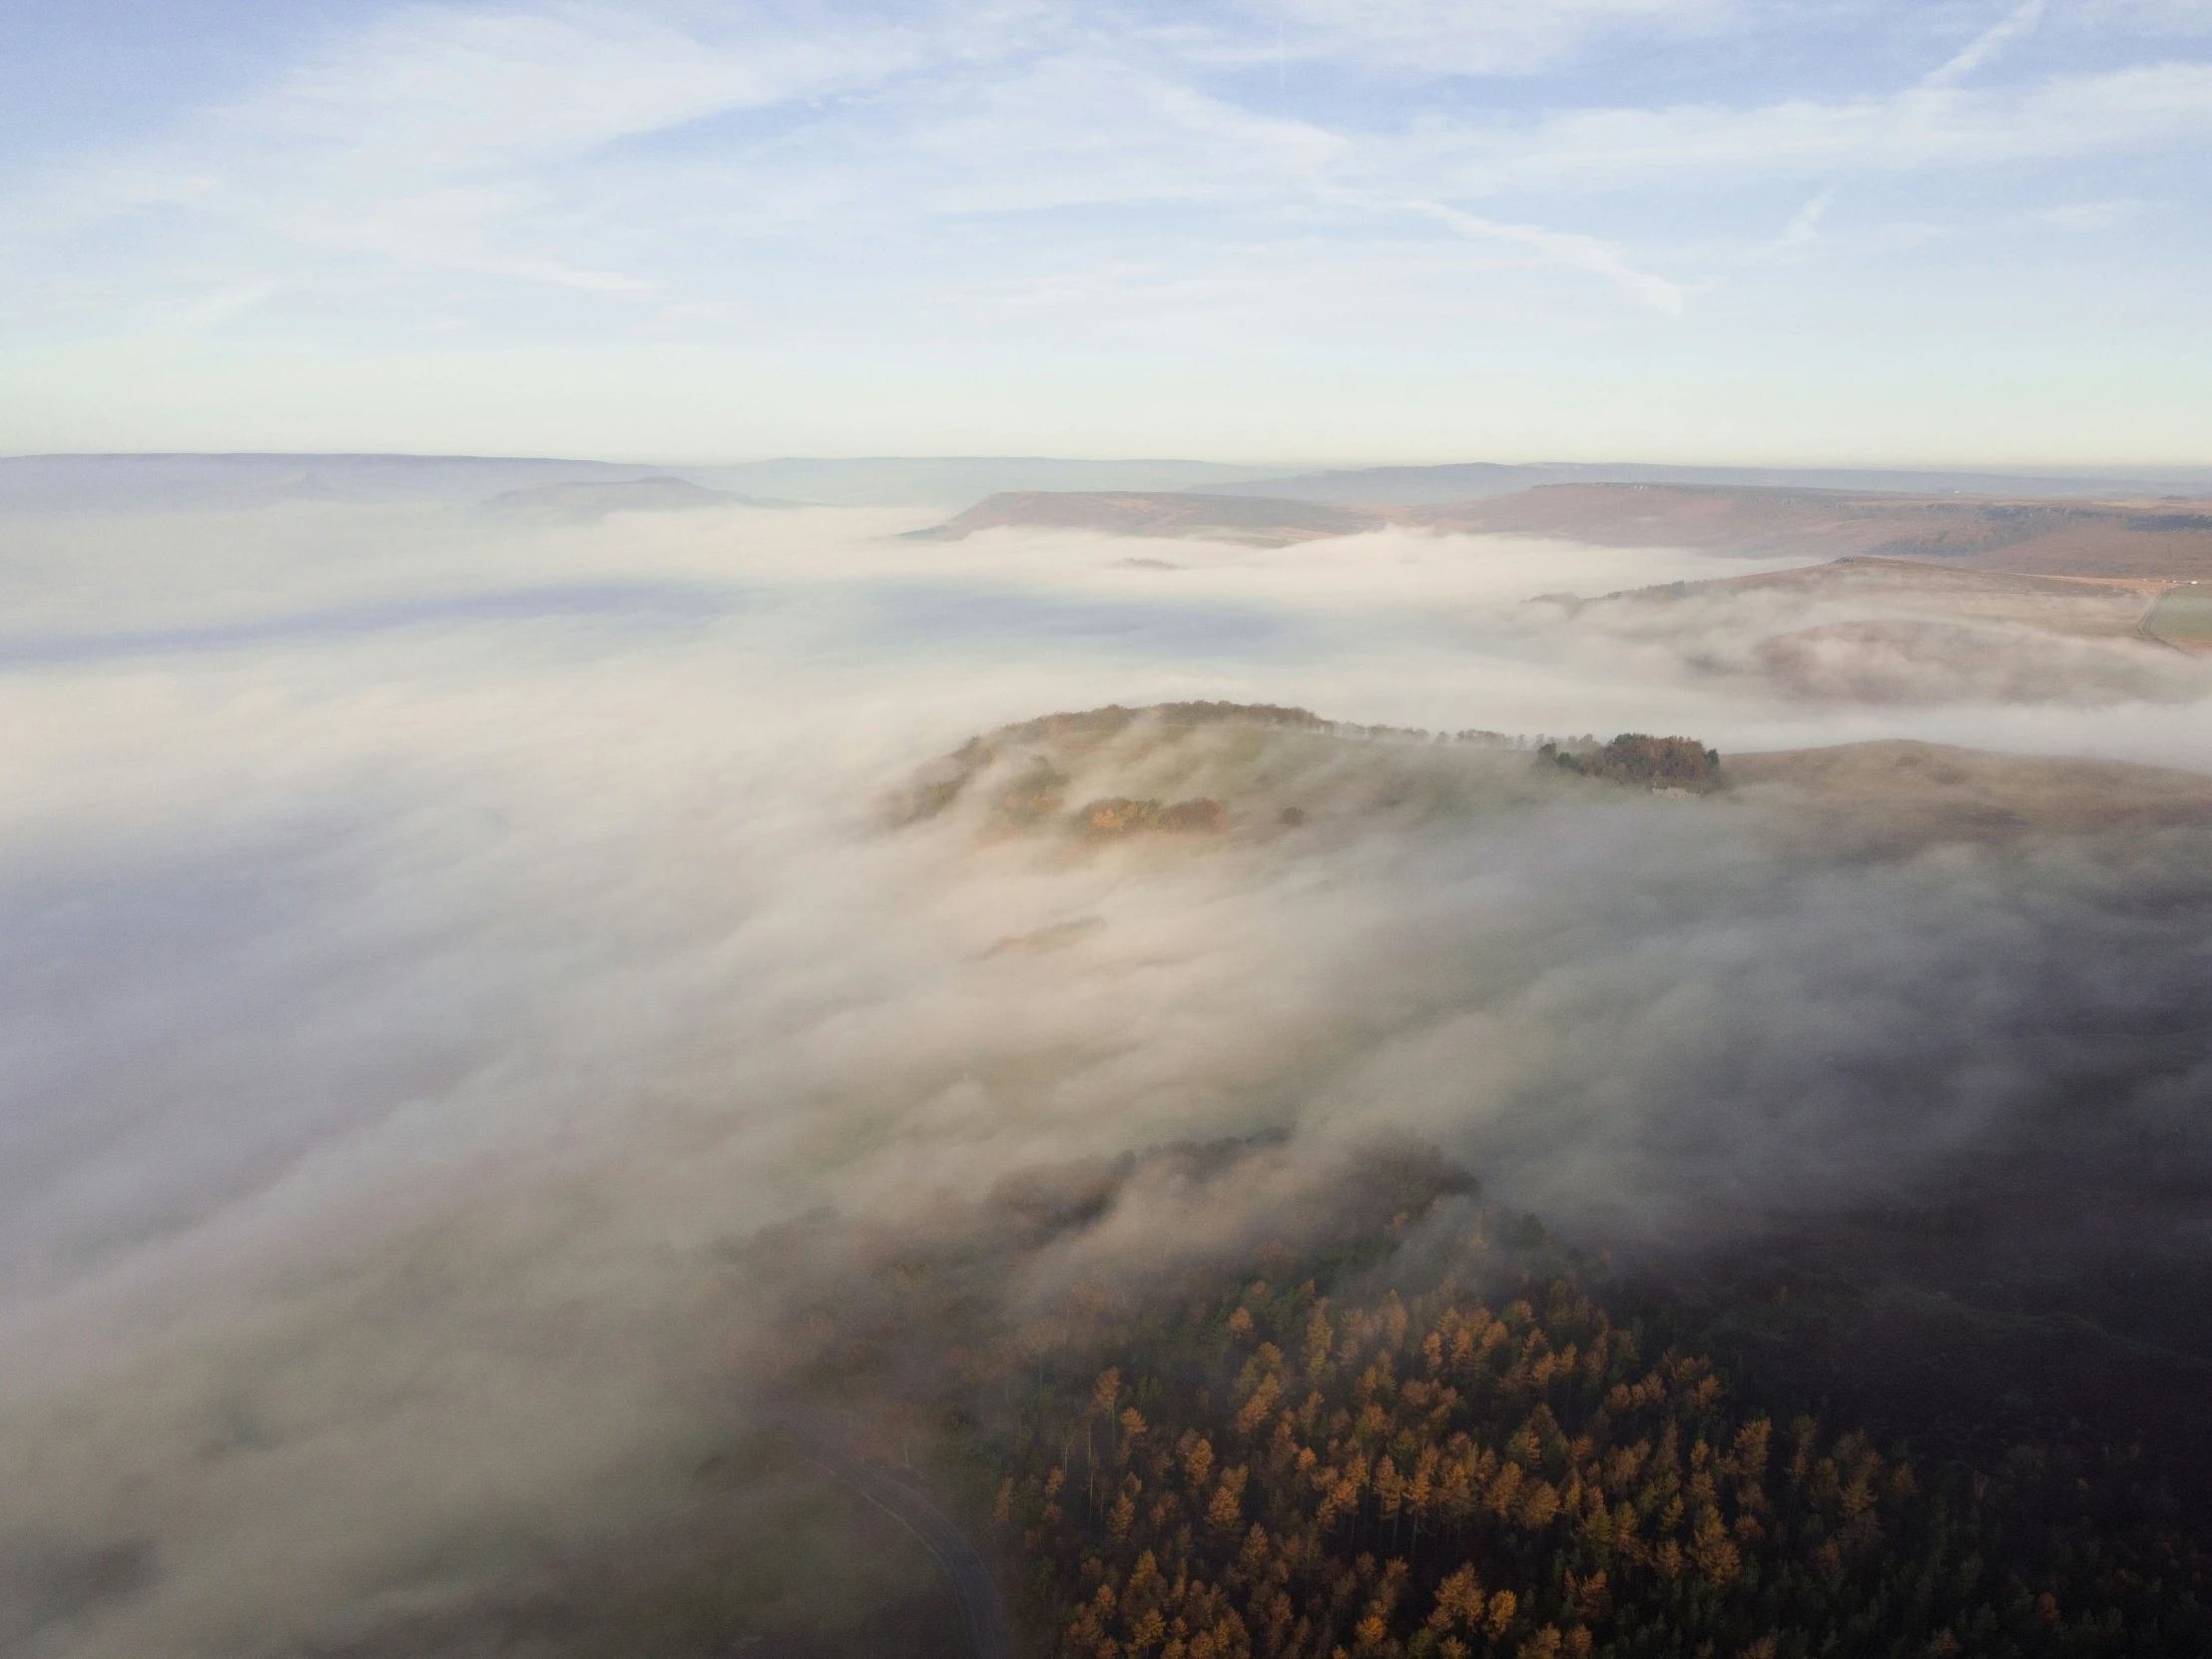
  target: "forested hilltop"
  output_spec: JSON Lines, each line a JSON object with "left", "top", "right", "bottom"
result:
{"left": 762, "top": 1145, "right": 2212, "bottom": 1659}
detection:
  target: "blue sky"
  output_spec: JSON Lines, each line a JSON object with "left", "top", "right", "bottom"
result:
{"left": 3, "top": 0, "right": 2209, "bottom": 463}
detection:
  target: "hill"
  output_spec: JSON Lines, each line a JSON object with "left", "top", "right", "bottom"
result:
{"left": 686, "top": 457, "right": 1266, "bottom": 509}
{"left": 1198, "top": 460, "right": 2212, "bottom": 508}
{"left": 892, "top": 700, "right": 2212, "bottom": 855}
{"left": 0, "top": 453, "right": 1275, "bottom": 515}
{"left": 1412, "top": 485, "right": 2212, "bottom": 581}
{"left": 1542, "top": 555, "right": 2212, "bottom": 704}
{"left": 476, "top": 475, "right": 774, "bottom": 524}
{"left": 898, "top": 482, "right": 2212, "bottom": 583}
{"left": 889, "top": 702, "right": 1574, "bottom": 844}
{"left": 904, "top": 491, "right": 1388, "bottom": 546}
{"left": 1726, "top": 738, "right": 2212, "bottom": 850}
{"left": 0, "top": 452, "right": 667, "bottom": 512}
{"left": 856, "top": 710, "right": 2212, "bottom": 1659}
{"left": 1610, "top": 553, "right": 2162, "bottom": 613}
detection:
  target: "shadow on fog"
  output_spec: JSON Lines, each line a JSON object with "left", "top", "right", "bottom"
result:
{"left": 0, "top": 577, "right": 1298, "bottom": 670}
{"left": 0, "top": 581, "right": 759, "bottom": 668}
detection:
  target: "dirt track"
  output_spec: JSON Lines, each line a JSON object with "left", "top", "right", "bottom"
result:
{"left": 778, "top": 1419, "right": 1016, "bottom": 1659}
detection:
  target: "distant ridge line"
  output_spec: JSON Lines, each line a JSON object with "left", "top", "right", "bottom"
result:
{"left": 1197, "top": 460, "right": 2212, "bottom": 507}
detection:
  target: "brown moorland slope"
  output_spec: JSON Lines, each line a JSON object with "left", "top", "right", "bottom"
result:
{"left": 1726, "top": 739, "right": 2212, "bottom": 851}
{"left": 1599, "top": 555, "right": 2169, "bottom": 638}
{"left": 1615, "top": 552, "right": 2159, "bottom": 615}
{"left": 1571, "top": 557, "right": 2212, "bottom": 689}
{"left": 904, "top": 483, "right": 2212, "bottom": 583}
{"left": 1197, "top": 457, "right": 2212, "bottom": 505}
{"left": 1412, "top": 484, "right": 2212, "bottom": 580}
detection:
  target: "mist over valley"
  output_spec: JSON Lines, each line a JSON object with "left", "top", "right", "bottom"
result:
{"left": 0, "top": 459, "right": 2208, "bottom": 1656}
{"left": 13, "top": 0, "right": 2212, "bottom": 1643}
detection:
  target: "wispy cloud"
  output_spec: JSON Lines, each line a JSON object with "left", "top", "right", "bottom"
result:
{"left": 152, "top": 277, "right": 286, "bottom": 330}
{"left": 18, "top": 4, "right": 938, "bottom": 302}
{"left": 2097, "top": 0, "right": 2212, "bottom": 30}
{"left": 1922, "top": 0, "right": 2048, "bottom": 88}
{"left": 2026, "top": 196, "right": 2150, "bottom": 228}
{"left": 1233, "top": 0, "right": 1736, "bottom": 75}
{"left": 1408, "top": 63, "right": 2212, "bottom": 192}
{"left": 1402, "top": 199, "right": 1688, "bottom": 313}
{"left": 3, "top": 0, "right": 2208, "bottom": 453}
{"left": 1750, "top": 185, "right": 1840, "bottom": 261}
{"left": 17, "top": 5, "right": 2209, "bottom": 306}
{"left": 219, "top": 5, "right": 924, "bottom": 167}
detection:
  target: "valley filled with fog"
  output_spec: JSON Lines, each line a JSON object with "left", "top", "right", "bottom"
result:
{"left": 3, "top": 494, "right": 2211, "bottom": 1656}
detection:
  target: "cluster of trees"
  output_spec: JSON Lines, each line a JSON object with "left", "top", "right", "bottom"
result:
{"left": 1539, "top": 735, "right": 1721, "bottom": 793}
{"left": 996, "top": 759, "right": 1073, "bottom": 827}
{"left": 976, "top": 1268, "right": 2211, "bottom": 1659}
{"left": 1077, "top": 798, "right": 1229, "bottom": 837}
{"left": 982, "top": 760, "right": 1227, "bottom": 837}
{"left": 756, "top": 1142, "right": 2211, "bottom": 1657}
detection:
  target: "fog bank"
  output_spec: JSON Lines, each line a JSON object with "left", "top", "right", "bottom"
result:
{"left": 2, "top": 500, "right": 2208, "bottom": 1655}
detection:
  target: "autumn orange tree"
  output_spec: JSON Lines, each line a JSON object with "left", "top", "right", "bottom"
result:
{"left": 977, "top": 1262, "right": 2211, "bottom": 1659}
{"left": 755, "top": 1144, "right": 2212, "bottom": 1658}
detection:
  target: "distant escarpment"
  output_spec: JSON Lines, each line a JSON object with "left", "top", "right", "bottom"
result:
{"left": 903, "top": 491, "right": 1389, "bottom": 547}
{"left": 903, "top": 482, "right": 2212, "bottom": 581}
{"left": 1413, "top": 483, "right": 2212, "bottom": 579}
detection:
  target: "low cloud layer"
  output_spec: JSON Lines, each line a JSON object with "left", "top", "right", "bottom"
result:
{"left": 1529, "top": 561, "right": 2212, "bottom": 708}
{"left": 2, "top": 500, "right": 2209, "bottom": 1655}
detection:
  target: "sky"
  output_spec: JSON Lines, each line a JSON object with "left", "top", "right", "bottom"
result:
{"left": 3, "top": 0, "right": 2210, "bottom": 463}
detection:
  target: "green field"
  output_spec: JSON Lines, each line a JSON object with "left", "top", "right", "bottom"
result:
{"left": 2147, "top": 583, "right": 2212, "bottom": 648}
